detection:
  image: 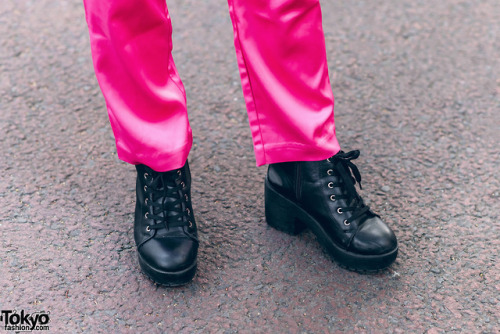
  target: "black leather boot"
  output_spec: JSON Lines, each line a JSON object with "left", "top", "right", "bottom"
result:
{"left": 265, "top": 150, "right": 398, "bottom": 272}
{"left": 134, "top": 161, "right": 198, "bottom": 286}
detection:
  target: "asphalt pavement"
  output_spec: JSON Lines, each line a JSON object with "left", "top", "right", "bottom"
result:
{"left": 1, "top": 0, "right": 499, "bottom": 332}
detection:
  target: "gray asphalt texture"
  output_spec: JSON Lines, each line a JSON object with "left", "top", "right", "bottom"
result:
{"left": 1, "top": 0, "right": 499, "bottom": 332}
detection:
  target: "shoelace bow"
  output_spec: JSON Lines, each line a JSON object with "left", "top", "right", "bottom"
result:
{"left": 327, "top": 150, "right": 376, "bottom": 225}
{"left": 144, "top": 169, "right": 188, "bottom": 230}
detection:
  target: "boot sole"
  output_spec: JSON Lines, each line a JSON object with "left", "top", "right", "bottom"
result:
{"left": 265, "top": 178, "right": 398, "bottom": 272}
{"left": 138, "top": 254, "right": 197, "bottom": 287}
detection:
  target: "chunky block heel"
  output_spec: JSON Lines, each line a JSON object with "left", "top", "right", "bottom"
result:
{"left": 265, "top": 178, "right": 307, "bottom": 235}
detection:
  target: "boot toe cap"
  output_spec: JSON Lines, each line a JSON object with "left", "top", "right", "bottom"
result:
{"left": 139, "top": 237, "right": 198, "bottom": 273}
{"left": 349, "top": 217, "right": 397, "bottom": 255}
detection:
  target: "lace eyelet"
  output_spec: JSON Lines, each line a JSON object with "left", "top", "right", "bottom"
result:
{"left": 330, "top": 195, "right": 336, "bottom": 201}
{"left": 328, "top": 182, "right": 334, "bottom": 189}
{"left": 177, "top": 170, "right": 182, "bottom": 176}
{"left": 188, "top": 221, "right": 193, "bottom": 228}
{"left": 146, "top": 226, "right": 151, "bottom": 232}
{"left": 337, "top": 208, "right": 343, "bottom": 214}
{"left": 144, "top": 212, "right": 149, "bottom": 219}
{"left": 186, "top": 208, "right": 191, "bottom": 215}
{"left": 143, "top": 185, "right": 147, "bottom": 192}
{"left": 326, "top": 158, "right": 332, "bottom": 162}
{"left": 327, "top": 169, "right": 333, "bottom": 175}
{"left": 343, "top": 220, "right": 350, "bottom": 226}
{"left": 185, "top": 194, "right": 189, "bottom": 201}
{"left": 144, "top": 173, "right": 149, "bottom": 180}
{"left": 180, "top": 182, "right": 185, "bottom": 188}
{"left": 145, "top": 198, "right": 149, "bottom": 205}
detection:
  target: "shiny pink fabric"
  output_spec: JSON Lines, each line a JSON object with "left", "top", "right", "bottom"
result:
{"left": 83, "top": 0, "right": 340, "bottom": 171}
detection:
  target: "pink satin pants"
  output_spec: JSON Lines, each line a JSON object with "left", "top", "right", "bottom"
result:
{"left": 83, "top": 0, "right": 340, "bottom": 171}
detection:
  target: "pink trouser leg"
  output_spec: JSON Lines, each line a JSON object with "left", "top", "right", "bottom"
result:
{"left": 83, "top": 0, "right": 340, "bottom": 170}
{"left": 227, "top": 0, "right": 340, "bottom": 166}
{"left": 83, "top": 0, "right": 191, "bottom": 172}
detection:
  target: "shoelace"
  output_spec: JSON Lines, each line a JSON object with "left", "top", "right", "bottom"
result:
{"left": 326, "top": 150, "right": 375, "bottom": 226}
{"left": 143, "top": 169, "right": 191, "bottom": 230}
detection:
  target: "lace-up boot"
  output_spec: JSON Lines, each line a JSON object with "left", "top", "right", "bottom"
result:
{"left": 134, "top": 161, "right": 198, "bottom": 286}
{"left": 265, "top": 150, "right": 397, "bottom": 272}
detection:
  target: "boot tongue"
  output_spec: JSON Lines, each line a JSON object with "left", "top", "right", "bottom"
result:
{"left": 160, "top": 173, "right": 185, "bottom": 226}
{"left": 148, "top": 170, "right": 185, "bottom": 228}
{"left": 335, "top": 160, "right": 359, "bottom": 204}
{"left": 332, "top": 160, "right": 368, "bottom": 219}
{"left": 332, "top": 152, "right": 374, "bottom": 224}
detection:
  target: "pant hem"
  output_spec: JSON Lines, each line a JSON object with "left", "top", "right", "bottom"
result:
{"left": 115, "top": 137, "right": 192, "bottom": 172}
{"left": 255, "top": 140, "right": 341, "bottom": 166}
